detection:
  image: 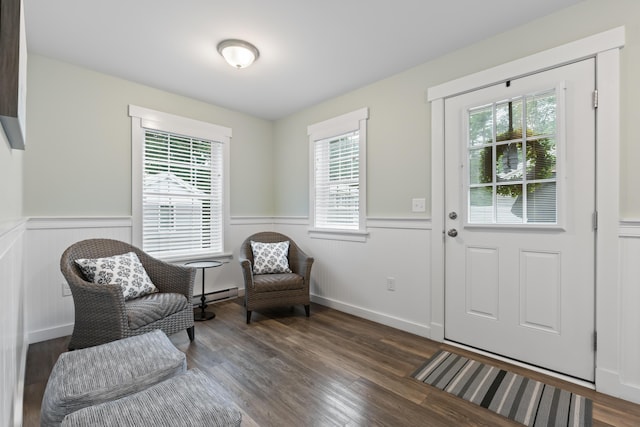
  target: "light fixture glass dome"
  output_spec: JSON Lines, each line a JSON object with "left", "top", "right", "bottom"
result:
{"left": 217, "top": 39, "right": 259, "bottom": 69}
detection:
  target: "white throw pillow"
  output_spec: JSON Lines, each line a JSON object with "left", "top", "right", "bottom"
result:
{"left": 250, "top": 240, "right": 292, "bottom": 274}
{"left": 75, "top": 252, "right": 158, "bottom": 300}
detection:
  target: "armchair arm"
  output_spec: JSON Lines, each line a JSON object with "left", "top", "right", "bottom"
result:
{"left": 66, "top": 279, "right": 129, "bottom": 343}
{"left": 136, "top": 253, "right": 195, "bottom": 300}
{"left": 290, "top": 246, "right": 314, "bottom": 281}
{"left": 238, "top": 256, "right": 254, "bottom": 291}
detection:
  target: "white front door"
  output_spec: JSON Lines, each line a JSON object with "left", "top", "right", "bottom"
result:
{"left": 444, "top": 59, "right": 596, "bottom": 381}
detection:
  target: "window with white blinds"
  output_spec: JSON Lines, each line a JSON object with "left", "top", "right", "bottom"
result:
{"left": 129, "top": 105, "right": 231, "bottom": 261}
{"left": 308, "top": 108, "right": 368, "bottom": 239}
{"left": 314, "top": 130, "right": 360, "bottom": 229}
{"left": 142, "top": 130, "right": 223, "bottom": 257}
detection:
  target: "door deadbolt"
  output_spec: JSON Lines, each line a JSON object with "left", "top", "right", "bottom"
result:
{"left": 448, "top": 211, "right": 458, "bottom": 220}
{"left": 447, "top": 229, "right": 458, "bottom": 237}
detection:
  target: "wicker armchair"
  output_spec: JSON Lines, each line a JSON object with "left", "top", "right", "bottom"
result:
{"left": 60, "top": 239, "right": 196, "bottom": 349}
{"left": 239, "top": 232, "right": 314, "bottom": 324}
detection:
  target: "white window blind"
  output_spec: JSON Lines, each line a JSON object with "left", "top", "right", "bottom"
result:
{"left": 142, "top": 130, "right": 223, "bottom": 258}
{"left": 314, "top": 130, "right": 360, "bottom": 229}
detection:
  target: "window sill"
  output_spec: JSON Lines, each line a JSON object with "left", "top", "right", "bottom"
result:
{"left": 308, "top": 228, "right": 369, "bottom": 242}
{"left": 157, "top": 251, "right": 234, "bottom": 264}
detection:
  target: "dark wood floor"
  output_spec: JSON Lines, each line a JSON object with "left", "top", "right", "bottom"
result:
{"left": 23, "top": 300, "right": 640, "bottom": 426}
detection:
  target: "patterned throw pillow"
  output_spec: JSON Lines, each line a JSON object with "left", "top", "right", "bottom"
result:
{"left": 250, "top": 240, "right": 292, "bottom": 275}
{"left": 75, "top": 252, "right": 159, "bottom": 300}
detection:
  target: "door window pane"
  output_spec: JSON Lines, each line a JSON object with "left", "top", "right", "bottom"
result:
{"left": 526, "top": 91, "right": 556, "bottom": 137}
{"left": 496, "top": 98, "right": 523, "bottom": 142}
{"left": 527, "top": 182, "right": 556, "bottom": 223}
{"left": 496, "top": 184, "right": 524, "bottom": 224}
{"left": 469, "top": 186, "right": 493, "bottom": 223}
{"left": 467, "top": 88, "right": 559, "bottom": 225}
{"left": 469, "top": 147, "right": 493, "bottom": 185}
{"left": 526, "top": 137, "right": 556, "bottom": 180}
{"left": 468, "top": 106, "right": 493, "bottom": 147}
{"left": 496, "top": 142, "right": 523, "bottom": 182}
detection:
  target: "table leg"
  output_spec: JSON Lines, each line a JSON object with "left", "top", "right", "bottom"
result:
{"left": 194, "top": 267, "right": 215, "bottom": 321}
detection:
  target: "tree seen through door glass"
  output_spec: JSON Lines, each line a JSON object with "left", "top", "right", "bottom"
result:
{"left": 496, "top": 98, "right": 522, "bottom": 141}
{"left": 527, "top": 91, "right": 556, "bottom": 136}
{"left": 468, "top": 106, "right": 493, "bottom": 147}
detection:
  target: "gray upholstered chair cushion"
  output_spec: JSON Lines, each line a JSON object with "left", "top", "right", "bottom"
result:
{"left": 60, "top": 369, "right": 242, "bottom": 427}
{"left": 41, "top": 330, "right": 186, "bottom": 427}
{"left": 253, "top": 273, "right": 304, "bottom": 292}
{"left": 125, "top": 292, "right": 190, "bottom": 329}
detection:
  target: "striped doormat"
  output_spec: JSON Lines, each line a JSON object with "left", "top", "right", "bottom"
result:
{"left": 412, "top": 350, "right": 592, "bottom": 427}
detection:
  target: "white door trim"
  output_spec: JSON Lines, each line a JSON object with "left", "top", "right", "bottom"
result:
{"left": 429, "top": 27, "right": 624, "bottom": 395}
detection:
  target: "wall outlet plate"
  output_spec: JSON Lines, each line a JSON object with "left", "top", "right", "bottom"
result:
{"left": 412, "top": 198, "right": 426, "bottom": 212}
{"left": 386, "top": 277, "right": 396, "bottom": 291}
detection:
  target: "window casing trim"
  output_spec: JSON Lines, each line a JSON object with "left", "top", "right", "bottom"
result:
{"left": 129, "top": 105, "right": 231, "bottom": 261}
{"left": 308, "top": 107, "right": 368, "bottom": 241}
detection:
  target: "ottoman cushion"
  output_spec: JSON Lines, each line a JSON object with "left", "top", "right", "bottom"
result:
{"left": 61, "top": 369, "right": 242, "bottom": 427}
{"left": 41, "top": 329, "right": 186, "bottom": 426}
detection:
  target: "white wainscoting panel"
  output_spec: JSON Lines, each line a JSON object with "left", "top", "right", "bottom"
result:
{"left": 617, "top": 221, "right": 640, "bottom": 401}
{"left": 25, "top": 218, "right": 133, "bottom": 343}
{"left": 275, "top": 218, "right": 432, "bottom": 337}
{"left": 0, "top": 220, "right": 26, "bottom": 427}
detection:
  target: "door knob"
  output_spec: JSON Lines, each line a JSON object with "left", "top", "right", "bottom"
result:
{"left": 447, "top": 229, "right": 458, "bottom": 237}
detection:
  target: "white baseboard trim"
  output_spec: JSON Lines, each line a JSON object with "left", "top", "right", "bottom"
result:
{"left": 429, "top": 322, "right": 445, "bottom": 342}
{"left": 29, "top": 323, "right": 74, "bottom": 344}
{"left": 311, "top": 294, "right": 431, "bottom": 338}
{"left": 596, "top": 367, "right": 640, "bottom": 404}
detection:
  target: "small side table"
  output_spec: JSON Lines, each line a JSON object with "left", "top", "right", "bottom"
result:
{"left": 184, "top": 260, "right": 223, "bottom": 321}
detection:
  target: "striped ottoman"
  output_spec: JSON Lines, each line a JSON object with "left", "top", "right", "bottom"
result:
{"left": 41, "top": 330, "right": 186, "bottom": 427}
{"left": 60, "top": 369, "right": 242, "bottom": 427}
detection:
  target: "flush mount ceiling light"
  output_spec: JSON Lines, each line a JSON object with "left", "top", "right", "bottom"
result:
{"left": 217, "top": 39, "right": 260, "bottom": 69}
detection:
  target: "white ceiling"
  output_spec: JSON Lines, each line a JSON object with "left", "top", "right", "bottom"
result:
{"left": 24, "top": 0, "right": 583, "bottom": 120}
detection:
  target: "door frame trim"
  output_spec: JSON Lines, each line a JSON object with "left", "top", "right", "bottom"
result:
{"left": 428, "top": 27, "right": 624, "bottom": 393}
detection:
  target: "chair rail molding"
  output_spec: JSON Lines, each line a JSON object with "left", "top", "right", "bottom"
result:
{"left": 620, "top": 220, "right": 640, "bottom": 237}
{"left": 27, "top": 216, "right": 133, "bottom": 230}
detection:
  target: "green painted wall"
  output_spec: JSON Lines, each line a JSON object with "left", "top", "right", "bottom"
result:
{"left": 0, "top": 130, "right": 23, "bottom": 221}
{"left": 273, "top": 0, "right": 640, "bottom": 218}
{"left": 24, "top": 55, "right": 274, "bottom": 217}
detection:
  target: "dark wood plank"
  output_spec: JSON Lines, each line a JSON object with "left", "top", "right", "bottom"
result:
{"left": 22, "top": 299, "right": 640, "bottom": 426}
{"left": 0, "top": 0, "right": 21, "bottom": 117}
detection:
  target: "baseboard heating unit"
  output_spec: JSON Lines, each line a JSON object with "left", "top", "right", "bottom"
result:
{"left": 192, "top": 286, "right": 239, "bottom": 306}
